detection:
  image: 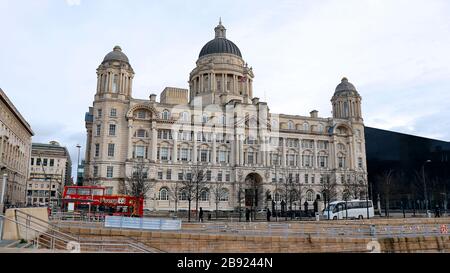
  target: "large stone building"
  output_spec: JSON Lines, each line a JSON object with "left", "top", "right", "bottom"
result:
{"left": 0, "top": 88, "right": 34, "bottom": 209}
{"left": 84, "top": 21, "right": 368, "bottom": 212}
{"left": 26, "top": 141, "right": 72, "bottom": 206}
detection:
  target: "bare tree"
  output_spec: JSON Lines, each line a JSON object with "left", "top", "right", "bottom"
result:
{"left": 320, "top": 173, "right": 338, "bottom": 219}
{"left": 168, "top": 180, "right": 181, "bottom": 217}
{"left": 280, "top": 168, "right": 296, "bottom": 220}
{"left": 211, "top": 180, "right": 227, "bottom": 219}
{"left": 125, "top": 159, "right": 154, "bottom": 216}
{"left": 377, "top": 169, "right": 395, "bottom": 217}
{"left": 180, "top": 163, "right": 209, "bottom": 222}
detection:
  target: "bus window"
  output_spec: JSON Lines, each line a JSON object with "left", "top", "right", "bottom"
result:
{"left": 92, "top": 189, "right": 103, "bottom": 196}
{"left": 78, "top": 188, "right": 91, "bottom": 196}
{"left": 67, "top": 188, "right": 77, "bottom": 195}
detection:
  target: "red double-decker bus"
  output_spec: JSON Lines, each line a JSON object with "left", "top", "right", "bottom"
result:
{"left": 62, "top": 186, "right": 144, "bottom": 217}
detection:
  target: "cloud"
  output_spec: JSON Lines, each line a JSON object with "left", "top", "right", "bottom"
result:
{"left": 66, "top": 0, "right": 81, "bottom": 6}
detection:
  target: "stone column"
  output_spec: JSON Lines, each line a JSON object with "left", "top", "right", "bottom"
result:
{"left": 200, "top": 74, "right": 204, "bottom": 93}
{"left": 239, "top": 135, "right": 244, "bottom": 165}
{"left": 222, "top": 74, "right": 226, "bottom": 93}
{"left": 313, "top": 140, "right": 317, "bottom": 168}
{"left": 281, "top": 138, "right": 286, "bottom": 167}
{"left": 212, "top": 133, "right": 217, "bottom": 165}
{"left": 151, "top": 124, "right": 157, "bottom": 162}
{"left": 108, "top": 72, "right": 112, "bottom": 92}
{"left": 127, "top": 121, "right": 133, "bottom": 159}
{"left": 96, "top": 74, "right": 101, "bottom": 93}
{"left": 193, "top": 132, "right": 198, "bottom": 163}
{"left": 173, "top": 133, "right": 178, "bottom": 164}
{"left": 129, "top": 76, "right": 133, "bottom": 95}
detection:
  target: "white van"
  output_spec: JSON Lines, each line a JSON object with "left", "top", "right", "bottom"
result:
{"left": 323, "top": 200, "right": 374, "bottom": 220}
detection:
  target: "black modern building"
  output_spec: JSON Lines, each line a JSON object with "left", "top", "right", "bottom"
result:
{"left": 365, "top": 126, "right": 450, "bottom": 212}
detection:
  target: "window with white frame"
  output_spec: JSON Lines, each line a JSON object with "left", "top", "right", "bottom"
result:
{"left": 93, "top": 166, "right": 98, "bottom": 177}
{"left": 158, "top": 130, "right": 172, "bottom": 140}
{"left": 225, "top": 172, "right": 230, "bottom": 182}
{"left": 107, "top": 143, "right": 115, "bottom": 157}
{"left": 97, "top": 109, "right": 102, "bottom": 118}
{"left": 178, "top": 190, "right": 188, "bottom": 201}
{"left": 180, "top": 112, "right": 189, "bottom": 122}
{"left": 162, "top": 110, "right": 170, "bottom": 120}
{"left": 303, "top": 122, "right": 309, "bottom": 132}
{"left": 110, "top": 108, "right": 117, "bottom": 117}
{"left": 288, "top": 121, "right": 294, "bottom": 130}
{"left": 304, "top": 174, "right": 309, "bottom": 184}
{"left": 358, "top": 157, "right": 363, "bottom": 168}
{"left": 200, "top": 189, "right": 209, "bottom": 201}
{"left": 302, "top": 140, "right": 314, "bottom": 149}
{"left": 217, "top": 171, "right": 223, "bottom": 182}
{"left": 318, "top": 123, "right": 324, "bottom": 133}
{"left": 200, "top": 149, "right": 208, "bottom": 162}
{"left": 202, "top": 114, "right": 209, "bottom": 124}
{"left": 318, "top": 155, "right": 328, "bottom": 168}
{"left": 160, "top": 147, "right": 169, "bottom": 161}
{"left": 95, "top": 144, "right": 100, "bottom": 157}
{"left": 159, "top": 188, "right": 169, "bottom": 200}
{"left": 220, "top": 188, "right": 229, "bottom": 201}
{"left": 180, "top": 148, "right": 189, "bottom": 161}
{"left": 317, "top": 140, "right": 329, "bottom": 150}
{"left": 135, "top": 145, "right": 146, "bottom": 159}
{"left": 218, "top": 150, "right": 227, "bottom": 163}
{"left": 112, "top": 75, "right": 118, "bottom": 93}
{"left": 136, "top": 129, "right": 147, "bottom": 138}
{"left": 107, "top": 166, "right": 114, "bottom": 178}
{"left": 109, "top": 124, "right": 116, "bottom": 136}
{"left": 288, "top": 154, "right": 295, "bottom": 166}
{"left": 96, "top": 124, "right": 101, "bottom": 136}
{"left": 302, "top": 154, "right": 313, "bottom": 167}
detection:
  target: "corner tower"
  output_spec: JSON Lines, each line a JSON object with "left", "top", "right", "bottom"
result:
{"left": 331, "top": 77, "right": 363, "bottom": 123}
{"left": 189, "top": 20, "right": 255, "bottom": 105}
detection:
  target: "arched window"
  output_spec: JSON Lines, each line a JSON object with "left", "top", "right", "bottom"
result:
{"left": 180, "top": 112, "right": 189, "bottom": 122}
{"left": 136, "top": 129, "right": 147, "bottom": 138}
{"left": 288, "top": 121, "right": 294, "bottom": 130}
{"left": 162, "top": 110, "right": 170, "bottom": 120}
{"left": 303, "top": 122, "right": 309, "bottom": 132}
{"left": 274, "top": 191, "right": 282, "bottom": 202}
{"left": 200, "top": 188, "right": 209, "bottom": 201}
{"left": 318, "top": 123, "right": 324, "bottom": 133}
{"left": 219, "top": 188, "right": 229, "bottom": 201}
{"left": 159, "top": 188, "right": 169, "bottom": 201}
{"left": 178, "top": 189, "right": 188, "bottom": 201}
{"left": 306, "top": 190, "right": 314, "bottom": 202}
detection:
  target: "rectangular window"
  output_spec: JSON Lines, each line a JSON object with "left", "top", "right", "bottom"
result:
{"left": 358, "top": 157, "right": 363, "bottom": 168}
{"left": 109, "top": 124, "right": 116, "bottom": 136}
{"left": 96, "top": 124, "right": 101, "bottom": 136}
{"left": 304, "top": 174, "right": 309, "bottom": 184}
{"left": 181, "top": 148, "right": 189, "bottom": 161}
{"left": 158, "top": 130, "right": 172, "bottom": 140}
{"left": 95, "top": 144, "right": 100, "bottom": 157}
{"left": 97, "top": 109, "right": 102, "bottom": 118}
{"left": 247, "top": 152, "right": 254, "bottom": 164}
{"left": 49, "top": 159, "right": 54, "bottom": 167}
{"left": 217, "top": 171, "right": 223, "bottom": 182}
{"left": 43, "top": 158, "right": 48, "bottom": 166}
{"left": 31, "top": 158, "right": 34, "bottom": 166}
{"left": 317, "top": 141, "right": 329, "bottom": 150}
{"left": 178, "top": 172, "right": 184, "bottom": 181}
{"left": 158, "top": 171, "right": 163, "bottom": 180}
{"left": 135, "top": 145, "right": 145, "bottom": 158}
{"left": 218, "top": 151, "right": 227, "bottom": 163}
{"left": 200, "top": 150, "right": 208, "bottom": 162}
{"left": 108, "top": 143, "right": 115, "bottom": 157}
{"left": 338, "top": 157, "right": 346, "bottom": 168}
{"left": 137, "top": 111, "right": 146, "bottom": 119}
{"left": 107, "top": 166, "right": 113, "bottom": 178}
{"left": 110, "top": 108, "right": 117, "bottom": 117}
{"left": 167, "top": 169, "right": 172, "bottom": 180}
{"left": 186, "top": 173, "right": 192, "bottom": 181}
{"left": 93, "top": 166, "right": 98, "bottom": 177}
{"left": 36, "top": 158, "right": 41, "bottom": 166}
{"left": 318, "top": 156, "right": 328, "bottom": 168}
{"left": 311, "top": 175, "right": 315, "bottom": 184}
{"left": 160, "top": 147, "right": 169, "bottom": 160}
{"left": 225, "top": 172, "right": 230, "bottom": 182}
{"left": 288, "top": 154, "right": 295, "bottom": 166}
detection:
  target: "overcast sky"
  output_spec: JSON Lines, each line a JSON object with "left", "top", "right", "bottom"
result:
{"left": 1, "top": 0, "right": 450, "bottom": 179}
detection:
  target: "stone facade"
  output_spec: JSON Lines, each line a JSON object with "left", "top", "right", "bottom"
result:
{"left": 84, "top": 22, "right": 368, "bottom": 212}
{"left": 26, "top": 141, "right": 72, "bottom": 206}
{"left": 0, "top": 88, "right": 34, "bottom": 208}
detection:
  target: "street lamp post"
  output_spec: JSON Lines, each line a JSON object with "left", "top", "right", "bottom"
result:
{"left": 422, "top": 160, "right": 431, "bottom": 213}
{"left": 1, "top": 173, "right": 8, "bottom": 212}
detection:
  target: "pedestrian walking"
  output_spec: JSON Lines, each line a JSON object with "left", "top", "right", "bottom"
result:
{"left": 435, "top": 205, "right": 441, "bottom": 218}
{"left": 199, "top": 207, "right": 204, "bottom": 222}
{"left": 245, "top": 208, "right": 250, "bottom": 222}
{"left": 266, "top": 208, "right": 271, "bottom": 222}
